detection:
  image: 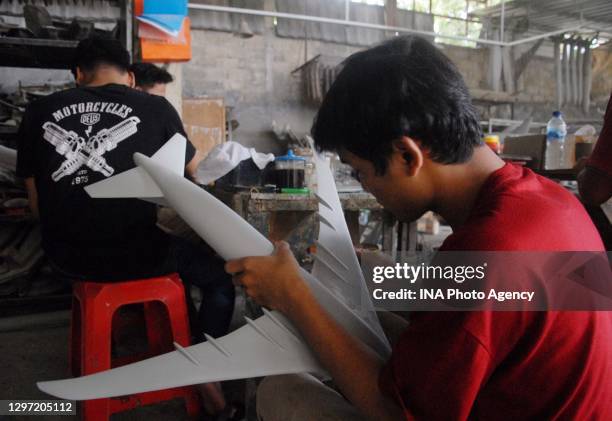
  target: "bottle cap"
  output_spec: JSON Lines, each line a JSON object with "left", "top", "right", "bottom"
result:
{"left": 275, "top": 149, "right": 306, "bottom": 162}
{"left": 552, "top": 111, "right": 562, "bottom": 117}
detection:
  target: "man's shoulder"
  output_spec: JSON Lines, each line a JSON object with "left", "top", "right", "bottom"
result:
{"left": 30, "top": 87, "right": 174, "bottom": 122}
{"left": 47, "top": 86, "right": 81, "bottom": 99}
{"left": 146, "top": 92, "right": 174, "bottom": 110}
{"left": 127, "top": 90, "right": 173, "bottom": 113}
{"left": 122, "top": 87, "right": 158, "bottom": 101}
{"left": 442, "top": 165, "right": 603, "bottom": 251}
{"left": 25, "top": 87, "right": 80, "bottom": 110}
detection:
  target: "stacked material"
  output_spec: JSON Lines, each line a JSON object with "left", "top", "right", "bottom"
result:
{"left": 0, "top": 95, "right": 64, "bottom": 301}
{"left": 295, "top": 55, "right": 343, "bottom": 105}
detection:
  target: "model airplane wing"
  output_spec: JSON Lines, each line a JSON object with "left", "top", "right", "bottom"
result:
{"left": 39, "top": 310, "right": 322, "bottom": 400}
{"left": 312, "top": 153, "right": 387, "bottom": 341}
{"left": 38, "top": 134, "right": 390, "bottom": 400}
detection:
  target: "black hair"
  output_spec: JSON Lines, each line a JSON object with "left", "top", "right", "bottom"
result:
{"left": 72, "top": 36, "right": 130, "bottom": 78}
{"left": 312, "top": 35, "right": 483, "bottom": 174}
{"left": 130, "top": 62, "right": 174, "bottom": 88}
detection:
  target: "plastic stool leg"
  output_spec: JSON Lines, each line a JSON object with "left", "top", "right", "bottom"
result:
{"left": 184, "top": 390, "right": 202, "bottom": 419}
{"left": 80, "top": 286, "right": 115, "bottom": 421}
{"left": 162, "top": 281, "right": 202, "bottom": 419}
{"left": 69, "top": 295, "right": 82, "bottom": 377}
{"left": 144, "top": 301, "right": 172, "bottom": 355}
{"left": 81, "top": 398, "right": 111, "bottom": 421}
{"left": 164, "top": 282, "right": 192, "bottom": 346}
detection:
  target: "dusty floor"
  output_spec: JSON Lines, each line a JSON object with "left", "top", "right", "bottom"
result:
{"left": 0, "top": 312, "right": 250, "bottom": 421}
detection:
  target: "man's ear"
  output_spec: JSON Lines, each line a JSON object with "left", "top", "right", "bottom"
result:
{"left": 393, "top": 136, "right": 423, "bottom": 177}
{"left": 128, "top": 71, "right": 136, "bottom": 89}
{"left": 75, "top": 67, "right": 85, "bottom": 85}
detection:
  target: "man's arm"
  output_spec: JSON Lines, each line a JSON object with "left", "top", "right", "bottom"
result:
{"left": 185, "top": 149, "right": 205, "bottom": 180}
{"left": 578, "top": 166, "right": 612, "bottom": 206}
{"left": 157, "top": 96, "right": 201, "bottom": 180}
{"left": 225, "top": 242, "right": 403, "bottom": 420}
{"left": 24, "top": 177, "right": 39, "bottom": 219}
{"left": 16, "top": 106, "right": 39, "bottom": 219}
{"left": 579, "top": 93, "right": 612, "bottom": 205}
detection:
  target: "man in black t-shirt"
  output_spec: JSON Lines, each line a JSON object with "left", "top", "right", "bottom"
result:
{"left": 16, "top": 37, "right": 232, "bottom": 415}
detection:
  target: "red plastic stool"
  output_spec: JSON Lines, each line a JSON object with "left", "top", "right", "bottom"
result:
{"left": 70, "top": 273, "right": 201, "bottom": 420}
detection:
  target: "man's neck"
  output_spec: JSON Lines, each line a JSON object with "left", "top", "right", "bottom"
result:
{"left": 431, "top": 146, "right": 505, "bottom": 230}
{"left": 82, "top": 71, "right": 127, "bottom": 88}
{"left": 84, "top": 79, "right": 123, "bottom": 87}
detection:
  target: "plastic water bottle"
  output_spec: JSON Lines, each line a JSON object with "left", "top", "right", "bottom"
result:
{"left": 545, "top": 111, "right": 567, "bottom": 169}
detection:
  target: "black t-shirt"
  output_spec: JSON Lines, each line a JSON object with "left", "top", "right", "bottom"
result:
{"left": 16, "top": 84, "right": 195, "bottom": 279}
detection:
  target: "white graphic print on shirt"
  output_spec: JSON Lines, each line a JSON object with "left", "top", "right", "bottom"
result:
{"left": 42, "top": 105, "right": 140, "bottom": 182}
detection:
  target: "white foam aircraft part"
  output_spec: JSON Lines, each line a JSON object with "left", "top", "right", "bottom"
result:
{"left": 37, "top": 134, "right": 390, "bottom": 400}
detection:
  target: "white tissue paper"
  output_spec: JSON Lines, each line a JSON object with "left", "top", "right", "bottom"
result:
{"left": 574, "top": 125, "right": 597, "bottom": 142}
{"left": 195, "top": 141, "right": 275, "bottom": 185}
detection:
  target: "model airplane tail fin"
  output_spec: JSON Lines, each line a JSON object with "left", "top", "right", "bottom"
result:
{"left": 84, "top": 133, "right": 187, "bottom": 200}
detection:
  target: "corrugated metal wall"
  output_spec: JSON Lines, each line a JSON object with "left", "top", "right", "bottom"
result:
{"left": 276, "top": 0, "right": 433, "bottom": 46}
{"left": 189, "top": 0, "right": 433, "bottom": 47}
{"left": 345, "top": 2, "right": 385, "bottom": 46}
{"left": 275, "top": 0, "right": 347, "bottom": 43}
{"left": 189, "top": 0, "right": 265, "bottom": 34}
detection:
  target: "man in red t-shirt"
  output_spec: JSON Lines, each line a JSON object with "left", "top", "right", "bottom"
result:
{"left": 578, "top": 93, "right": 612, "bottom": 249}
{"left": 578, "top": 93, "right": 612, "bottom": 206}
{"left": 225, "top": 36, "right": 611, "bottom": 420}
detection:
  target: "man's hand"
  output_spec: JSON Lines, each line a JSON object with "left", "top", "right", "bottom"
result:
{"left": 227, "top": 242, "right": 403, "bottom": 420}
{"left": 224, "top": 241, "right": 310, "bottom": 314}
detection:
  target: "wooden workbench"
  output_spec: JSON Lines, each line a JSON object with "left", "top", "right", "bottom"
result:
{"left": 211, "top": 189, "right": 397, "bottom": 264}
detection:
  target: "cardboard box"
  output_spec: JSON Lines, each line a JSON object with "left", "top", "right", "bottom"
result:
{"left": 504, "top": 134, "right": 576, "bottom": 170}
{"left": 182, "top": 98, "right": 226, "bottom": 156}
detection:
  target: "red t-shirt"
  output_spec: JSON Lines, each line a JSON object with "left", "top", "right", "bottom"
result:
{"left": 587, "top": 93, "right": 612, "bottom": 177}
{"left": 379, "top": 164, "right": 611, "bottom": 420}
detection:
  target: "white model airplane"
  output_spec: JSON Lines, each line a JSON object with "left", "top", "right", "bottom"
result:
{"left": 37, "top": 134, "right": 390, "bottom": 400}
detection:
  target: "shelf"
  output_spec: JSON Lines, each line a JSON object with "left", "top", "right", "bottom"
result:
{"left": 0, "top": 36, "right": 78, "bottom": 69}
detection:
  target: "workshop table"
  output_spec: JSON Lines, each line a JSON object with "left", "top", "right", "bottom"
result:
{"left": 211, "top": 189, "right": 399, "bottom": 264}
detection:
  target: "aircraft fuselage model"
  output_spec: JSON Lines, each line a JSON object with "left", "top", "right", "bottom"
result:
{"left": 37, "top": 134, "right": 390, "bottom": 400}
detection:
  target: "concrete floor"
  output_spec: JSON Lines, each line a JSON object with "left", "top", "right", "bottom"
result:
{"left": 0, "top": 322, "right": 198, "bottom": 421}
{"left": 0, "top": 312, "right": 249, "bottom": 421}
